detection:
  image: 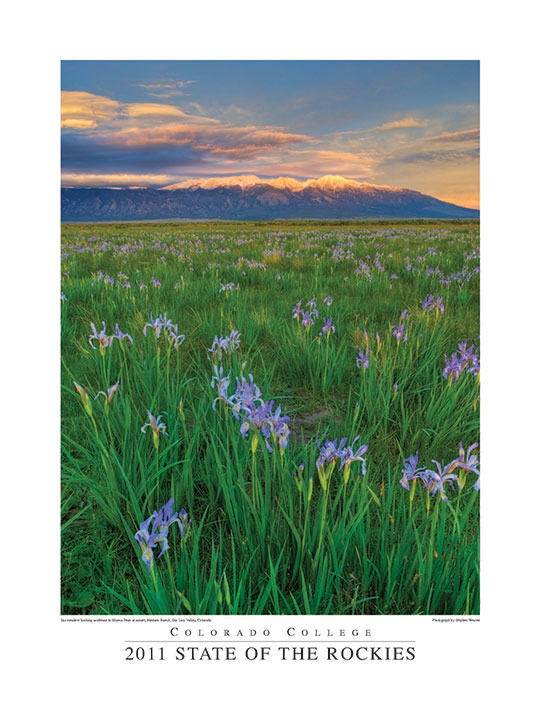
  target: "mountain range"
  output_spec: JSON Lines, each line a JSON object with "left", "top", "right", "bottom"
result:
{"left": 61, "top": 174, "right": 479, "bottom": 222}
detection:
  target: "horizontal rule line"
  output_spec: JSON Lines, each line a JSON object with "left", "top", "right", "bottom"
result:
{"left": 123, "top": 640, "right": 416, "bottom": 643}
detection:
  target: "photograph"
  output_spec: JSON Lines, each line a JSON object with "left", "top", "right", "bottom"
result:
{"left": 60, "top": 59, "right": 480, "bottom": 616}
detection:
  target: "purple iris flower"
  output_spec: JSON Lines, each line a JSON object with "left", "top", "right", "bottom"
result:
{"left": 143, "top": 312, "right": 163, "bottom": 337}
{"left": 211, "top": 365, "right": 231, "bottom": 408}
{"left": 443, "top": 353, "right": 462, "bottom": 380}
{"left": 230, "top": 374, "right": 262, "bottom": 412}
{"left": 316, "top": 436, "right": 368, "bottom": 475}
{"left": 339, "top": 438, "right": 369, "bottom": 475}
{"left": 392, "top": 323, "right": 408, "bottom": 342}
{"left": 292, "top": 300, "right": 303, "bottom": 320}
{"left": 307, "top": 298, "right": 319, "bottom": 318}
{"left": 240, "top": 400, "right": 290, "bottom": 453}
{"left": 208, "top": 329, "right": 241, "bottom": 360}
{"left": 301, "top": 310, "right": 314, "bottom": 328}
{"left": 443, "top": 340, "right": 480, "bottom": 381}
{"left": 323, "top": 296, "right": 333, "bottom": 307}
{"left": 422, "top": 461, "right": 459, "bottom": 501}
{"left": 316, "top": 438, "right": 346, "bottom": 469}
{"left": 453, "top": 442, "right": 480, "bottom": 486}
{"left": 158, "top": 313, "right": 177, "bottom": 334}
{"left": 400, "top": 452, "right": 426, "bottom": 490}
{"left": 467, "top": 355, "right": 480, "bottom": 377}
{"left": 134, "top": 499, "right": 189, "bottom": 573}
{"left": 113, "top": 323, "right": 134, "bottom": 344}
{"left": 215, "top": 367, "right": 290, "bottom": 453}
{"left": 168, "top": 330, "right": 185, "bottom": 348}
{"left": 141, "top": 411, "right": 168, "bottom": 442}
{"left": 94, "top": 381, "right": 120, "bottom": 405}
{"left": 321, "top": 317, "right": 335, "bottom": 336}
{"left": 89, "top": 321, "right": 114, "bottom": 349}
{"left": 356, "top": 348, "right": 369, "bottom": 369}
{"left": 422, "top": 295, "right": 435, "bottom": 311}
{"left": 458, "top": 341, "right": 476, "bottom": 363}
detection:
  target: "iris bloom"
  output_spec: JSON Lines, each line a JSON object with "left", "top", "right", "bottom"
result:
{"left": 230, "top": 374, "right": 262, "bottom": 414}
{"left": 444, "top": 341, "right": 480, "bottom": 381}
{"left": 339, "top": 438, "right": 369, "bottom": 475}
{"left": 214, "top": 368, "right": 290, "bottom": 453}
{"left": 356, "top": 348, "right": 369, "bottom": 370}
{"left": 143, "top": 312, "right": 163, "bottom": 338}
{"left": 422, "top": 461, "right": 459, "bottom": 502}
{"left": 392, "top": 323, "right": 408, "bottom": 342}
{"left": 316, "top": 438, "right": 347, "bottom": 469}
{"left": 307, "top": 298, "right": 319, "bottom": 318}
{"left": 211, "top": 365, "right": 231, "bottom": 408}
{"left": 292, "top": 300, "right": 303, "bottom": 320}
{"left": 94, "top": 380, "right": 120, "bottom": 405}
{"left": 240, "top": 400, "right": 290, "bottom": 453}
{"left": 301, "top": 310, "right": 314, "bottom": 328}
{"left": 452, "top": 442, "right": 480, "bottom": 488}
{"left": 323, "top": 296, "right": 333, "bottom": 307}
{"left": 113, "top": 324, "right": 134, "bottom": 344}
{"left": 89, "top": 321, "right": 114, "bottom": 350}
{"left": 321, "top": 318, "right": 335, "bottom": 336}
{"left": 316, "top": 436, "right": 368, "bottom": 484}
{"left": 400, "top": 452, "right": 426, "bottom": 490}
{"left": 168, "top": 330, "right": 185, "bottom": 349}
{"left": 208, "top": 330, "right": 241, "bottom": 360}
{"left": 141, "top": 410, "right": 168, "bottom": 449}
{"left": 456, "top": 442, "right": 479, "bottom": 474}
{"left": 443, "top": 353, "right": 464, "bottom": 381}
{"left": 134, "top": 499, "right": 189, "bottom": 573}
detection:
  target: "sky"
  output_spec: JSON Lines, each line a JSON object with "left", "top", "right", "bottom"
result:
{"left": 61, "top": 61, "right": 479, "bottom": 208}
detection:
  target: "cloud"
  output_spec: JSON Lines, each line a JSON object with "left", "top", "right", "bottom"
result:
{"left": 123, "top": 103, "right": 214, "bottom": 120}
{"left": 371, "top": 117, "right": 429, "bottom": 131}
{"left": 332, "top": 117, "right": 428, "bottom": 139}
{"left": 427, "top": 128, "right": 479, "bottom": 143}
{"left": 213, "top": 149, "right": 378, "bottom": 181}
{"left": 393, "top": 148, "right": 479, "bottom": 164}
{"left": 138, "top": 80, "right": 195, "bottom": 99}
{"left": 63, "top": 120, "right": 313, "bottom": 170}
{"left": 61, "top": 91, "right": 121, "bottom": 129}
{"left": 61, "top": 90, "right": 216, "bottom": 130}
{"left": 61, "top": 173, "right": 175, "bottom": 187}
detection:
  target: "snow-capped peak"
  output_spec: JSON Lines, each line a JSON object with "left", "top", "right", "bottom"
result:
{"left": 160, "top": 174, "right": 395, "bottom": 193}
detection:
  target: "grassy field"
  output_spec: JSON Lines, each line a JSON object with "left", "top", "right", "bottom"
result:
{"left": 61, "top": 220, "right": 480, "bottom": 615}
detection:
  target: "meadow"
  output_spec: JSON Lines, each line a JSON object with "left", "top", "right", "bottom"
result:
{"left": 61, "top": 220, "right": 480, "bottom": 615}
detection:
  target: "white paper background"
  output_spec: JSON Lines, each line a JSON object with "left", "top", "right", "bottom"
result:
{"left": 4, "top": 1, "right": 538, "bottom": 716}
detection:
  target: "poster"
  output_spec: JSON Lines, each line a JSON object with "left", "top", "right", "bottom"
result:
{"left": 5, "top": 1, "right": 536, "bottom": 717}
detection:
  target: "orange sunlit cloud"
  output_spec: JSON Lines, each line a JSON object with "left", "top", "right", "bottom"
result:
{"left": 61, "top": 91, "right": 120, "bottom": 129}
{"left": 61, "top": 90, "right": 217, "bottom": 130}
{"left": 372, "top": 117, "right": 429, "bottom": 131}
{"left": 427, "top": 128, "right": 480, "bottom": 143}
{"left": 61, "top": 173, "right": 176, "bottom": 187}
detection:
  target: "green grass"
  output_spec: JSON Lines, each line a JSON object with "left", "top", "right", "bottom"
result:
{"left": 61, "top": 220, "right": 480, "bottom": 615}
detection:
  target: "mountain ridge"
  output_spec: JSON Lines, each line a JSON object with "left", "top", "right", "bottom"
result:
{"left": 61, "top": 175, "right": 479, "bottom": 221}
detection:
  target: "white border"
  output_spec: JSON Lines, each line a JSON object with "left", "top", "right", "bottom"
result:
{"left": 4, "top": 1, "right": 538, "bottom": 716}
